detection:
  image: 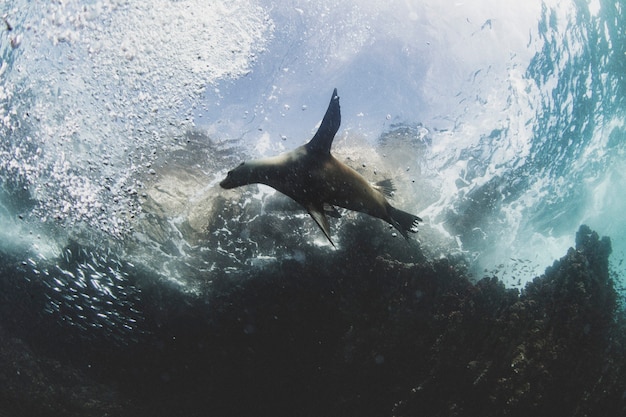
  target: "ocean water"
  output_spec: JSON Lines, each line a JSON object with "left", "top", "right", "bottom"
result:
{"left": 2, "top": 0, "right": 623, "bottom": 291}
{"left": 0, "top": 0, "right": 625, "bottom": 413}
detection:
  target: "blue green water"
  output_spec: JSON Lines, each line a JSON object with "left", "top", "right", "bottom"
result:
{"left": 527, "top": 0, "right": 625, "bottom": 288}
{"left": 0, "top": 0, "right": 625, "bottom": 336}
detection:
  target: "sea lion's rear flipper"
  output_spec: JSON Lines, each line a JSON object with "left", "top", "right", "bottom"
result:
{"left": 388, "top": 206, "right": 422, "bottom": 239}
{"left": 306, "top": 88, "right": 340, "bottom": 155}
{"left": 374, "top": 179, "right": 396, "bottom": 198}
{"left": 307, "top": 204, "right": 335, "bottom": 247}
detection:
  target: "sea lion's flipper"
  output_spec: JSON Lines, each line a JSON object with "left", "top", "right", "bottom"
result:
{"left": 307, "top": 204, "right": 335, "bottom": 246}
{"left": 324, "top": 203, "right": 342, "bottom": 218}
{"left": 388, "top": 206, "right": 422, "bottom": 239}
{"left": 306, "top": 88, "right": 341, "bottom": 155}
{"left": 374, "top": 179, "right": 396, "bottom": 198}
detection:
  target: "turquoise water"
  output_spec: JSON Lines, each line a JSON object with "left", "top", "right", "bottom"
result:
{"left": 1, "top": 0, "right": 624, "bottom": 287}
{"left": 524, "top": 1, "right": 625, "bottom": 272}
{"left": 2, "top": 0, "right": 623, "bottom": 291}
{"left": 1, "top": 0, "right": 625, "bottom": 297}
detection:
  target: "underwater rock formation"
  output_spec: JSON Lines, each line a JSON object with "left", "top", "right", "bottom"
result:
{"left": 0, "top": 225, "right": 624, "bottom": 416}
{"left": 391, "top": 225, "right": 623, "bottom": 417}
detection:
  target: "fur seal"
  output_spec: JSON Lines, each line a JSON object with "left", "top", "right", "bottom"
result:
{"left": 220, "top": 88, "right": 422, "bottom": 246}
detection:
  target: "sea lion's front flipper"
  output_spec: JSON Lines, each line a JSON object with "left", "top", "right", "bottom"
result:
{"left": 323, "top": 203, "right": 342, "bottom": 218}
{"left": 306, "top": 88, "right": 340, "bottom": 155}
{"left": 307, "top": 204, "right": 335, "bottom": 247}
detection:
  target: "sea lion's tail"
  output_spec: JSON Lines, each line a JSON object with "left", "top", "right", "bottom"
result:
{"left": 388, "top": 206, "right": 422, "bottom": 239}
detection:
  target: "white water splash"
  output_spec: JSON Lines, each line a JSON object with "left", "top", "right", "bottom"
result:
{"left": 1, "top": 0, "right": 273, "bottom": 239}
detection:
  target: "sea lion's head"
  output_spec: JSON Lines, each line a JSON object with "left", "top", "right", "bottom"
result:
{"left": 220, "top": 162, "right": 249, "bottom": 189}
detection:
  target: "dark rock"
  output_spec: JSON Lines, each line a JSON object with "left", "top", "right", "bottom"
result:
{"left": 0, "top": 225, "right": 624, "bottom": 417}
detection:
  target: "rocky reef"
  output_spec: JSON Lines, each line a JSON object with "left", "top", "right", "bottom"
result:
{"left": 0, "top": 224, "right": 624, "bottom": 416}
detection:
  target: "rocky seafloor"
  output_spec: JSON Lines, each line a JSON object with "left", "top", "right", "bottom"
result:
{"left": 1, "top": 221, "right": 625, "bottom": 417}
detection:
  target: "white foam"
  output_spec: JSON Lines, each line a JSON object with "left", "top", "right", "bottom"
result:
{"left": 1, "top": 0, "right": 273, "bottom": 240}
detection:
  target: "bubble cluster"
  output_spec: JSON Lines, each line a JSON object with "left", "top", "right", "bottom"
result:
{"left": 0, "top": 0, "right": 273, "bottom": 239}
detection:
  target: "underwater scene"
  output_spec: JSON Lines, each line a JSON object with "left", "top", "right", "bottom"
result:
{"left": 1, "top": 0, "right": 625, "bottom": 415}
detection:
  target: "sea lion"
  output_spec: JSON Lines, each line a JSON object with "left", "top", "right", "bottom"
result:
{"left": 220, "top": 88, "right": 422, "bottom": 246}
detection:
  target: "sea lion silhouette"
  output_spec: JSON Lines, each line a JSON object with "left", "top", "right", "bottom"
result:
{"left": 220, "top": 88, "right": 421, "bottom": 246}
